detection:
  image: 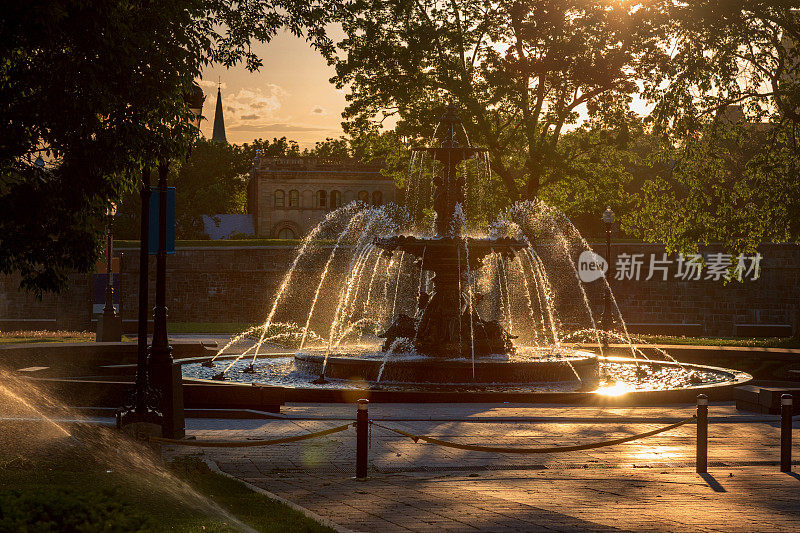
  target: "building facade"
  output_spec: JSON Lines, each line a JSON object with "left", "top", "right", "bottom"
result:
{"left": 247, "top": 156, "right": 397, "bottom": 238}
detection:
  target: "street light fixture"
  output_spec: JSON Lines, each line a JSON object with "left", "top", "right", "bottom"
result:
{"left": 602, "top": 206, "right": 615, "bottom": 346}
{"left": 148, "top": 82, "right": 205, "bottom": 439}
{"left": 97, "top": 203, "right": 122, "bottom": 342}
{"left": 117, "top": 83, "right": 204, "bottom": 438}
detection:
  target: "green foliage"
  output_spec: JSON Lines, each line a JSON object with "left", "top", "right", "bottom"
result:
{"left": 632, "top": 335, "right": 800, "bottom": 349}
{"left": 0, "top": 330, "right": 94, "bottom": 344}
{"left": 644, "top": 2, "right": 800, "bottom": 136}
{"left": 327, "top": 1, "right": 800, "bottom": 251}
{"left": 539, "top": 115, "right": 651, "bottom": 233}
{"left": 626, "top": 122, "right": 800, "bottom": 254}
{"left": 0, "top": 1, "right": 335, "bottom": 294}
{"left": 624, "top": 2, "right": 800, "bottom": 252}
{"left": 241, "top": 136, "right": 303, "bottom": 159}
{"left": 0, "top": 487, "right": 151, "bottom": 532}
{"left": 328, "top": 0, "right": 672, "bottom": 202}
{"left": 115, "top": 139, "right": 252, "bottom": 240}
{"left": 305, "top": 137, "right": 352, "bottom": 158}
{"left": 351, "top": 131, "right": 410, "bottom": 185}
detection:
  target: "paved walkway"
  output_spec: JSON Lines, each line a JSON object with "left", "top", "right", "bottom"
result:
{"left": 165, "top": 403, "right": 800, "bottom": 532}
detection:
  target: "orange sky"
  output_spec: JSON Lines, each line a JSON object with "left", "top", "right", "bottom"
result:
{"left": 198, "top": 30, "right": 347, "bottom": 148}
{"left": 198, "top": 28, "right": 653, "bottom": 149}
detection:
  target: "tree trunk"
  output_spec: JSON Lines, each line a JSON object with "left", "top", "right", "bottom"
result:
{"left": 524, "top": 157, "right": 543, "bottom": 200}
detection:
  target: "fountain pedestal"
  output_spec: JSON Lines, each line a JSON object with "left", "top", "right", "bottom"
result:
{"left": 374, "top": 104, "right": 527, "bottom": 359}
{"left": 376, "top": 235, "right": 525, "bottom": 358}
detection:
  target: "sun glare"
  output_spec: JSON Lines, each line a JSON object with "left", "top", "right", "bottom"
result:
{"left": 595, "top": 382, "right": 635, "bottom": 397}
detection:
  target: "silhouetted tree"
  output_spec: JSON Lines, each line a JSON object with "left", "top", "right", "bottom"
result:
{"left": 0, "top": 0, "right": 335, "bottom": 294}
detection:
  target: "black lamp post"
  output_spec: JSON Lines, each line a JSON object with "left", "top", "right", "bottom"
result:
{"left": 97, "top": 203, "right": 122, "bottom": 342}
{"left": 103, "top": 203, "right": 117, "bottom": 315}
{"left": 117, "top": 83, "right": 204, "bottom": 437}
{"left": 602, "top": 206, "right": 615, "bottom": 345}
{"left": 148, "top": 84, "right": 205, "bottom": 439}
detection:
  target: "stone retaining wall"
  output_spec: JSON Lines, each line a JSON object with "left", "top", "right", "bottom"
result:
{"left": 1, "top": 244, "right": 798, "bottom": 337}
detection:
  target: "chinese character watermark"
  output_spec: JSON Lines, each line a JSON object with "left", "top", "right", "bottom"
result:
{"left": 599, "top": 252, "right": 764, "bottom": 282}
{"left": 614, "top": 253, "right": 645, "bottom": 281}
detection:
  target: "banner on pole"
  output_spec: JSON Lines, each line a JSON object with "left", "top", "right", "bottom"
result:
{"left": 148, "top": 187, "right": 175, "bottom": 255}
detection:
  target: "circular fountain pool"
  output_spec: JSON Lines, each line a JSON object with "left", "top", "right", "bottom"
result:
{"left": 294, "top": 348, "right": 600, "bottom": 384}
{"left": 182, "top": 347, "right": 751, "bottom": 398}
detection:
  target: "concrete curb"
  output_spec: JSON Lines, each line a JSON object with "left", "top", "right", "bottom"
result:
{"left": 202, "top": 457, "right": 359, "bottom": 533}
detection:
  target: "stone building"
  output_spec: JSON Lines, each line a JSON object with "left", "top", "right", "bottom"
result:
{"left": 247, "top": 156, "right": 397, "bottom": 238}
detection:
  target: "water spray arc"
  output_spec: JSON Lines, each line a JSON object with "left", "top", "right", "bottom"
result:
{"left": 190, "top": 104, "right": 745, "bottom": 396}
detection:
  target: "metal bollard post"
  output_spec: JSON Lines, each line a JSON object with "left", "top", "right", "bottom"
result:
{"left": 356, "top": 399, "right": 369, "bottom": 480}
{"left": 781, "top": 394, "right": 792, "bottom": 472}
{"left": 696, "top": 394, "right": 708, "bottom": 474}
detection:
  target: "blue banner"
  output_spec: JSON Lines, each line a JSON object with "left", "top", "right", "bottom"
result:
{"left": 148, "top": 187, "right": 175, "bottom": 255}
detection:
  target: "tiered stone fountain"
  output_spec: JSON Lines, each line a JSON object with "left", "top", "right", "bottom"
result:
{"left": 295, "top": 105, "right": 599, "bottom": 386}
{"left": 186, "top": 104, "right": 750, "bottom": 399}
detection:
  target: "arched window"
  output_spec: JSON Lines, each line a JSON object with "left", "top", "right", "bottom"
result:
{"left": 330, "top": 190, "right": 341, "bottom": 209}
{"left": 277, "top": 227, "right": 296, "bottom": 240}
{"left": 358, "top": 190, "right": 369, "bottom": 203}
{"left": 289, "top": 190, "right": 299, "bottom": 208}
{"left": 274, "top": 189, "right": 285, "bottom": 208}
{"left": 372, "top": 190, "right": 383, "bottom": 205}
{"left": 317, "top": 190, "right": 327, "bottom": 208}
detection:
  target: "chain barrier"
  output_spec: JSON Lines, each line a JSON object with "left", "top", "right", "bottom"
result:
{"left": 149, "top": 422, "right": 354, "bottom": 448}
{"left": 370, "top": 415, "right": 697, "bottom": 454}
{"left": 149, "top": 395, "right": 794, "bottom": 476}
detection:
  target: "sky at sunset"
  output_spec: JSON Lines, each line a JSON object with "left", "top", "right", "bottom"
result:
{"left": 197, "top": 30, "right": 347, "bottom": 148}
{"left": 197, "top": 29, "right": 654, "bottom": 149}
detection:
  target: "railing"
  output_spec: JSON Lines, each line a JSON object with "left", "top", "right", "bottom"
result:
{"left": 151, "top": 394, "right": 795, "bottom": 480}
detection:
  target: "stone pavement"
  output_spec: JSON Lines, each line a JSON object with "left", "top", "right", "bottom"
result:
{"left": 164, "top": 403, "right": 800, "bottom": 532}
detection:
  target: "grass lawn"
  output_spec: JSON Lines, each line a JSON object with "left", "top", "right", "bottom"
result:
{"left": 0, "top": 421, "right": 332, "bottom": 532}
{"left": 633, "top": 335, "right": 800, "bottom": 349}
{"left": 112, "top": 237, "right": 650, "bottom": 248}
{"left": 169, "top": 322, "right": 259, "bottom": 335}
{"left": 2, "top": 327, "right": 797, "bottom": 349}
{"left": 166, "top": 323, "right": 800, "bottom": 349}
{"left": 0, "top": 330, "right": 96, "bottom": 345}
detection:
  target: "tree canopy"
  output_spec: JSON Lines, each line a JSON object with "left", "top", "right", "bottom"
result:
{"left": 327, "top": 0, "right": 673, "bottom": 201}
{"left": 627, "top": 1, "right": 800, "bottom": 253}
{"left": 328, "top": 0, "right": 800, "bottom": 251}
{"left": 4, "top": 0, "right": 800, "bottom": 296}
{"left": 114, "top": 139, "right": 252, "bottom": 240}
{"left": 0, "top": 0, "right": 334, "bottom": 294}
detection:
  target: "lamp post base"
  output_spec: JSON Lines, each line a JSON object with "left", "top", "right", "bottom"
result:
{"left": 96, "top": 312, "right": 122, "bottom": 342}
{"left": 148, "top": 350, "right": 185, "bottom": 440}
{"left": 116, "top": 407, "right": 163, "bottom": 440}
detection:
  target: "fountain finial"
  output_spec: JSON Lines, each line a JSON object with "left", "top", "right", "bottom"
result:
{"left": 440, "top": 101, "right": 461, "bottom": 123}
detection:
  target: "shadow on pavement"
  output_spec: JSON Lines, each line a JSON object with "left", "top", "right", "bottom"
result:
{"left": 699, "top": 473, "right": 727, "bottom": 492}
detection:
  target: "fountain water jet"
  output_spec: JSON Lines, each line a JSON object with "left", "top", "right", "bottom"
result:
{"left": 187, "top": 104, "right": 749, "bottom": 395}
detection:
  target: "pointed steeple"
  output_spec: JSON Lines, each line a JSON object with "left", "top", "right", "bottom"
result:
{"left": 212, "top": 84, "right": 227, "bottom": 143}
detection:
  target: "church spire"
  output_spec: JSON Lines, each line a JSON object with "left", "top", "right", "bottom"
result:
{"left": 212, "top": 82, "right": 227, "bottom": 143}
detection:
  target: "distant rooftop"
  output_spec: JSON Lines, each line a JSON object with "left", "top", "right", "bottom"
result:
{"left": 252, "top": 156, "right": 383, "bottom": 173}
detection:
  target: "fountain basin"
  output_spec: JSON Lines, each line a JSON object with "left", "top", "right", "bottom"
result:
{"left": 294, "top": 351, "right": 599, "bottom": 385}
{"left": 180, "top": 354, "right": 752, "bottom": 404}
